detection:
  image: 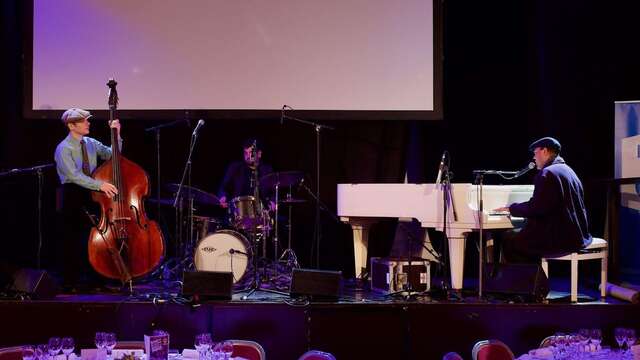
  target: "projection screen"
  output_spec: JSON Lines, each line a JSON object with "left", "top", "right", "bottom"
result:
{"left": 26, "top": 0, "right": 442, "bottom": 120}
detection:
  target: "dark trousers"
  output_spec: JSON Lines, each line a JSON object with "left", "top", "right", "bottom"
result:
{"left": 57, "top": 184, "right": 100, "bottom": 287}
{"left": 491, "top": 229, "right": 542, "bottom": 265}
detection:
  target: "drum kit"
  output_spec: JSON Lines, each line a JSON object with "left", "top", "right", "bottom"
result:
{"left": 157, "top": 171, "right": 305, "bottom": 290}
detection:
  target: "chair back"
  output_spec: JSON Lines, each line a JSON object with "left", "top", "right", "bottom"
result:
{"left": 539, "top": 335, "right": 556, "bottom": 348}
{"left": 229, "top": 339, "right": 266, "bottom": 360}
{"left": 472, "top": 340, "right": 515, "bottom": 360}
{"left": 115, "top": 341, "right": 145, "bottom": 350}
{"left": 298, "top": 350, "right": 337, "bottom": 360}
{"left": 0, "top": 346, "right": 26, "bottom": 360}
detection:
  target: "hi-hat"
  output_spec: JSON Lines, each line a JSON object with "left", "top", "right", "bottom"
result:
{"left": 259, "top": 171, "right": 304, "bottom": 189}
{"left": 165, "top": 183, "right": 220, "bottom": 205}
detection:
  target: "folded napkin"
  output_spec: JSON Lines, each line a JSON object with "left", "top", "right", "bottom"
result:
{"left": 527, "top": 347, "right": 553, "bottom": 359}
{"left": 112, "top": 349, "right": 145, "bottom": 359}
{"left": 181, "top": 349, "right": 198, "bottom": 359}
{"left": 180, "top": 349, "right": 246, "bottom": 360}
{"left": 52, "top": 355, "right": 80, "bottom": 360}
{"left": 80, "top": 349, "right": 145, "bottom": 360}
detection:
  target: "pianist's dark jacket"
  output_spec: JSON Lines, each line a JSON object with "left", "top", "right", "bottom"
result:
{"left": 508, "top": 156, "right": 592, "bottom": 257}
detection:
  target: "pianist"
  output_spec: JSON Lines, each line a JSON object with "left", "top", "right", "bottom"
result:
{"left": 493, "top": 137, "right": 592, "bottom": 263}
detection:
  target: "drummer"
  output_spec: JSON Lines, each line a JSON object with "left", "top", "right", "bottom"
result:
{"left": 218, "top": 139, "right": 276, "bottom": 211}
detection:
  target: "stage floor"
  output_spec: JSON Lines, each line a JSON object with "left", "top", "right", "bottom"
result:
{"left": 1, "top": 276, "right": 637, "bottom": 359}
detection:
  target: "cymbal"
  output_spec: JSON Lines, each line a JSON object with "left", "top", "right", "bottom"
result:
{"left": 165, "top": 183, "right": 220, "bottom": 205}
{"left": 260, "top": 171, "right": 304, "bottom": 189}
{"left": 280, "top": 197, "right": 306, "bottom": 204}
{"left": 146, "top": 197, "right": 177, "bottom": 206}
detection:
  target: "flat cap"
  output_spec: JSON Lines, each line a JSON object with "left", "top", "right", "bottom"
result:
{"left": 528, "top": 136, "right": 561, "bottom": 153}
{"left": 242, "top": 138, "right": 263, "bottom": 150}
{"left": 61, "top": 108, "right": 92, "bottom": 124}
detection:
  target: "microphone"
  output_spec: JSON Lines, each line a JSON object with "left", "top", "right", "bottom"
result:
{"left": 514, "top": 162, "right": 536, "bottom": 178}
{"left": 229, "top": 248, "right": 247, "bottom": 256}
{"left": 192, "top": 119, "right": 205, "bottom": 136}
{"left": 281, "top": 105, "right": 286, "bottom": 125}
{"left": 435, "top": 151, "right": 447, "bottom": 185}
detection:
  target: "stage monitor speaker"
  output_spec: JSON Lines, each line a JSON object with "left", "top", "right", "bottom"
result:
{"left": 182, "top": 271, "right": 233, "bottom": 300}
{"left": 11, "top": 268, "right": 59, "bottom": 299}
{"left": 290, "top": 268, "right": 342, "bottom": 300}
{"left": 484, "top": 263, "right": 549, "bottom": 302}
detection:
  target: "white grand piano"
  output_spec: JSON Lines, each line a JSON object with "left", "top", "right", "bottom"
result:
{"left": 337, "top": 183, "right": 534, "bottom": 290}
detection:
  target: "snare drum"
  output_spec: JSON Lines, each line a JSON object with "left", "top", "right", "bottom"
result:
{"left": 231, "top": 196, "right": 266, "bottom": 230}
{"left": 192, "top": 215, "right": 221, "bottom": 240}
{"left": 193, "top": 230, "right": 251, "bottom": 283}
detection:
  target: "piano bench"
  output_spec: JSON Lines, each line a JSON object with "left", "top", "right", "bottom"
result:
{"left": 540, "top": 237, "right": 608, "bottom": 302}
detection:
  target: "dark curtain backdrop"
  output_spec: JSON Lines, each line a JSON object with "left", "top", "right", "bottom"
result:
{"left": 1, "top": 1, "right": 640, "bottom": 279}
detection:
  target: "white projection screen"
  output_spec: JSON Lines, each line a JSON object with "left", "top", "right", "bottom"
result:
{"left": 26, "top": 0, "right": 442, "bottom": 120}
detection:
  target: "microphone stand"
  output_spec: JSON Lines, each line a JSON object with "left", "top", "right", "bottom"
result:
{"left": 299, "top": 181, "right": 341, "bottom": 224}
{"left": 0, "top": 163, "right": 54, "bottom": 269}
{"left": 281, "top": 109, "right": 334, "bottom": 268}
{"left": 171, "top": 129, "right": 201, "bottom": 277}
{"left": 145, "top": 118, "right": 190, "bottom": 225}
{"left": 235, "top": 144, "right": 289, "bottom": 300}
{"left": 471, "top": 164, "right": 533, "bottom": 299}
{"left": 440, "top": 164, "right": 460, "bottom": 300}
{"left": 472, "top": 171, "right": 486, "bottom": 299}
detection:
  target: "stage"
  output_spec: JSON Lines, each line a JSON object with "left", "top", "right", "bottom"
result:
{"left": 0, "top": 278, "right": 637, "bottom": 360}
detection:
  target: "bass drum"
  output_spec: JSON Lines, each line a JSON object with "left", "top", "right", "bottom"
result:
{"left": 194, "top": 230, "right": 251, "bottom": 283}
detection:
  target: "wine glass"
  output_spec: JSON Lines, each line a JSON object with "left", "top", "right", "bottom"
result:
{"left": 95, "top": 332, "right": 106, "bottom": 350}
{"left": 195, "top": 333, "right": 212, "bottom": 360}
{"left": 22, "top": 346, "right": 35, "bottom": 360}
{"left": 48, "top": 338, "right": 61, "bottom": 360}
{"left": 615, "top": 327, "right": 627, "bottom": 350}
{"left": 220, "top": 341, "right": 233, "bottom": 360}
{"left": 578, "top": 328, "right": 591, "bottom": 349}
{"left": 625, "top": 328, "right": 637, "bottom": 349}
{"left": 104, "top": 333, "right": 117, "bottom": 360}
{"left": 61, "top": 338, "right": 74, "bottom": 360}
{"left": 211, "top": 342, "right": 223, "bottom": 360}
{"left": 590, "top": 329, "right": 602, "bottom": 347}
{"left": 36, "top": 344, "right": 48, "bottom": 360}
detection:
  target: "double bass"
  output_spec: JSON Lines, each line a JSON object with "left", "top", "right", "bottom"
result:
{"left": 88, "top": 79, "right": 165, "bottom": 283}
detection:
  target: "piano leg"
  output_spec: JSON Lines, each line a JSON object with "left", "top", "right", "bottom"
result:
{"left": 448, "top": 230, "right": 467, "bottom": 290}
{"left": 351, "top": 224, "right": 370, "bottom": 279}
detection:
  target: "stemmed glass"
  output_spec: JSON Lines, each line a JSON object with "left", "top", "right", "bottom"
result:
{"left": 220, "top": 341, "right": 233, "bottom": 360}
{"left": 615, "top": 327, "right": 627, "bottom": 350}
{"left": 104, "top": 333, "right": 117, "bottom": 360}
{"left": 22, "top": 346, "right": 35, "bottom": 360}
{"left": 590, "top": 329, "right": 602, "bottom": 348}
{"left": 95, "top": 332, "right": 106, "bottom": 351}
{"left": 195, "top": 333, "right": 212, "bottom": 360}
{"left": 61, "top": 338, "right": 75, "bottom": 360}
{"left": 48, "top": 338, "right": 62, "bottom": 360}
{"left": 211, "top": 342, "right": 223, "bottom": 360}
{"left": 36, "top": 344, "right": 48, "bottom": 360}
{"left": 578, "top": 329, "right": 591, "bottom": 351}
{"left": 625, "top": 328, "right": 637, "bottom": 349}
{"left": 551, "top": 333, "right": 568, "bottom": 357}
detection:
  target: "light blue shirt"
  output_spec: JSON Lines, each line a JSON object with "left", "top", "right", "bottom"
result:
{"left": 54, "top": 134, "right": 122, "bottom": 191}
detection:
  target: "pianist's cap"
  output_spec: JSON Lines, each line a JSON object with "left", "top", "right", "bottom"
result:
{"left": 61, "top": 108, "right": 92, "bottom": 124}
{"left": 242, "top": 138, "right": 263, "bottom": 150}
{"left": 528, "top": 137, "right": 561, "bottom": 153}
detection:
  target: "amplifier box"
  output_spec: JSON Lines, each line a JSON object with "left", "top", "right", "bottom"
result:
{"left": 371, "top": 257, "right": 430, "bottom": 294}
